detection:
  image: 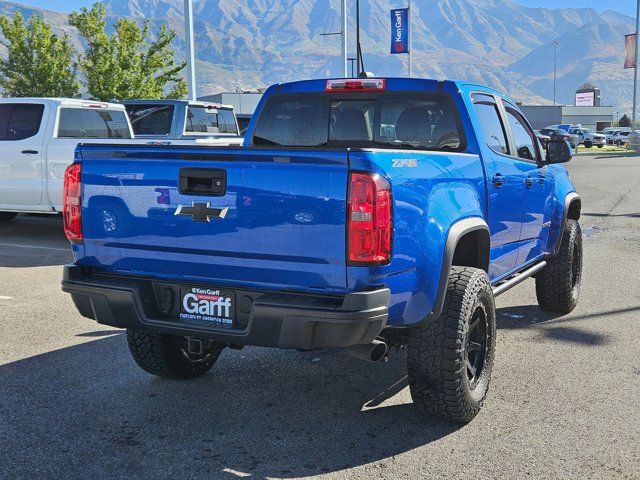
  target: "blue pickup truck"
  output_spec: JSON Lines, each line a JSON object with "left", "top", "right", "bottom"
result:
{"left": 61, "top": 78, "right": 582, "bottom": 423}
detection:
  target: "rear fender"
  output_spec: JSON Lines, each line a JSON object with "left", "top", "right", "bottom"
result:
{"left": 347, "top": 150, "right": 488, "bottom": 327}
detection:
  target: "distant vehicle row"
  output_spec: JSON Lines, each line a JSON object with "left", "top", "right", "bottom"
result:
{"left": 0, "top": 98, "right": 243, "bottom": 218}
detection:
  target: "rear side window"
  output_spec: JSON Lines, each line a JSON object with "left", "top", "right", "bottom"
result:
{"left": 58, "top": 108, "right": 131, "bottom": 138}
{"left": 185, "top": 106, "right": 238, "bottom": 135}
{"left": 472, "top": 94, "right": 508, "bottom": 155}
{"left": 126, "top": 104, "right": 174, "bottom": 135}
{"left": 252, "top": 92, "right": 465, "bottom": 151}
{"left": 0, "top": 104, "right": 45, "bottom": 141}
{"left": 504, "top": 107, "right": 539, "bottom": 162}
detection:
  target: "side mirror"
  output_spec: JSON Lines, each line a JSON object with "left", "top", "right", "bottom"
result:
{"left": 546, "top": 140, "right": 572, "bottom": 164}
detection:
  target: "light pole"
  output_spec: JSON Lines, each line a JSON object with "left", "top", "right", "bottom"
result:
{"left": 184, "top": 0, "right": 197, "bottom": 101}
{"left": 319, "top": 0, "right": 348, "bottom": 77}
{"left": 632, "top": 0, "right": 640, "bottom": 128}
{"left": 408, "top": 0, "right": 412, "bottom": 77}
{"left": 553, "top": 40, "right": 558, "bottom": 106}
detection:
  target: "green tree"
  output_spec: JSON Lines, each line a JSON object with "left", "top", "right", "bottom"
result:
{"left": 0, "top": 11, "right": 79, "bottom": 97}
{"left": 618, "top": 114, "right": 631, "bottom": 128}
{"left": 69, "top": 3, "right": 187, "bottom": 101}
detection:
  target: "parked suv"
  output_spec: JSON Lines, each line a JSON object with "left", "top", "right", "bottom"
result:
{"left": 540, "top": 128, "right": 576, "bottom": 148}
{"left": 62, "top": 78, "right": 582, "bottom": 423}
{"left": 568, "top": 127, "right": 605, "bottom": 148}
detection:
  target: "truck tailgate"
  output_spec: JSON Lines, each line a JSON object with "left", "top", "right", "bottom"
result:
{"left": 79, "top": 145, "right": 349, "bottom": 293}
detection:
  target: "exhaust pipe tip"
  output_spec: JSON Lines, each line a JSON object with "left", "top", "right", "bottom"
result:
{"left": 346, "top": 339, "right": 388, "bottom": 363}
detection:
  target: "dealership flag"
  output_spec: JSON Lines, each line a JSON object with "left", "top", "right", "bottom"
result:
{"left": 625, "top": 34, "right": 636, "bottom": 69}
{"left": 390, "top": 8, "right": 409, "bottom": 54}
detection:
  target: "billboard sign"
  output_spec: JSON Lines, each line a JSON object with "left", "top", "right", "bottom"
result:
{"left": 390, "top": 8, "right": 409, "bottom": 54}
{"left": 575, "top": 91, "right": 595, "bottom": 107}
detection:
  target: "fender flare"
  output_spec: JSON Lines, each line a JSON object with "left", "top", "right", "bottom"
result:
{"left": 429, "top": 217, "right": 490, "bottom": 322}
{"left": 552, "top": 192, "right": 581, "bottom": 256}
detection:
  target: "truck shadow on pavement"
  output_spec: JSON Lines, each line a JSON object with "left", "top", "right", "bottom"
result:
{"left": 496, "top": 305, "right": 619, "bottom": 347}
{"left": 0, "top": 215, "right": 73, "bottom": 268}
{"left": 1, "top": 333, "right": 460, "bottom": 479}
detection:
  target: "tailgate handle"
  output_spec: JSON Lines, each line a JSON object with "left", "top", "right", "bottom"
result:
{"left": 179, "top": 168, "right": 226, "bottom": 196}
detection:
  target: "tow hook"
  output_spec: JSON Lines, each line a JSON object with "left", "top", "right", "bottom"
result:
{"left": 186, "top": 337, "right": 225, "bottom": 355}
{"left": 186, "top": 337, "right": 205, "bottom": 356}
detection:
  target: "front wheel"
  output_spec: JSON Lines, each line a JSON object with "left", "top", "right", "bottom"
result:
{"left": 0, "top": 212, "right": 17, "bottom": 222}
{"left": 536, "top": 220, "right": 582, "bottom": 313}
{"left": 127, "top": 329, "right": 225, "bottom": 379}
{"left": 407, "top": 266, "right": 496, "bottom": 423}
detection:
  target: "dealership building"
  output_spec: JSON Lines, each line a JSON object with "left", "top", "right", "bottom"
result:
{"left": 519, "top": 84, "right": 614, "bottom": 131}
{"left": 519, "top": 105, "right": 614, "bottom": 131}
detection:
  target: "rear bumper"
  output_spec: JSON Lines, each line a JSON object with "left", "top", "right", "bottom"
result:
{"left": 62, "top": 265, "right": 389, "bottom": 350}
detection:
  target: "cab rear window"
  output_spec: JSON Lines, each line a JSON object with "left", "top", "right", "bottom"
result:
{"left": 185, "top": 106, "right": 238, "bottom": 135}
{"left": 58, "top": 108, "right": 131, "bottom": 138}
{"left": 252, "top": 92, "right": 465, "bottom": 151}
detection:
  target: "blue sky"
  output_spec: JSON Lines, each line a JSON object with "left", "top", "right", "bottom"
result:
{"left": 13, "top": 0, "right": 636, "bottom": 17}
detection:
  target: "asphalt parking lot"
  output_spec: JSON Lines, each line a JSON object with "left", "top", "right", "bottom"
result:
{"left": 1, "top": 153, "right": 639, "bottom": 479}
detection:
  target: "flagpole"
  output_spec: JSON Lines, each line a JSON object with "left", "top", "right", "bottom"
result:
{"left": 341, "top": 0, "right": 347, "bottom": 78}
{"left": 633, "top": 0, "right": 640, "bottom": 128}
{"left": 184, "top": 0, "right": 197, "bottom": 101}
{"left": 408, "top": 0, "right": 412, "bottom": 77}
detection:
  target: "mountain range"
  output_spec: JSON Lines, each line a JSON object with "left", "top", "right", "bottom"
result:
{"left": 0, "top": 0, "right": 636, "bottom": 113}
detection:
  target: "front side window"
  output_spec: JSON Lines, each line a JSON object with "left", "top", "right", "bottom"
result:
{"left": 0, "top": 103, "right": 44, "bottom": 141}
{"left": 185, "top": 106, "right": 238, "bottom": 135}
{"left": 505, "top": 107, "right": 539, "bottom": 162}
{"left": 126, "top": 104, "right": 174, "bottom": 136}
{"left": 472, "top": 94, "right": 508, "bottom": 155}
{"left": 252, "top": 92, "right": 465, "bottom": 151}
{"left": 58, "top": 108, "right": 131, "bottom": 138}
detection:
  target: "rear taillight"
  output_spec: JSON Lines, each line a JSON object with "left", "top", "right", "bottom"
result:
{"left": 63, "top": 163, "right": 83, "bottom": 243}
{"left": 347, "top": 172, "right": 392, "bottom": 265}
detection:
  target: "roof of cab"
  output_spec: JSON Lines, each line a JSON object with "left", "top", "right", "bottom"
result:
{"left": 0, "top": 97, "right": 127, "bottom": 109}
{"left": 120, "top": 99, "right": 235, "bottom": 110}
{"left": 264, "top": 77, "right": 516, "bottom": 103}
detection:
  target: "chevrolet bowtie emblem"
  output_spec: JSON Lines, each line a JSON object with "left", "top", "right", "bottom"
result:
{"left": 174, "top": 202, "right": 229, "bottom": 222}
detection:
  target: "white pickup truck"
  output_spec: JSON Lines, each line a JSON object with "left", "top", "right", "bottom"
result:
{"left": 0, "top": 98, "right": 243, "bottom": 221}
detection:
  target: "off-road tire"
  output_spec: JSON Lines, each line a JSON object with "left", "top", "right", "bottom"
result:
{"left": 584, "top": 141, "right": 592, "bottom": 148}
{"left": 407, "top": 266, "right": 496, "bottom": 423}
{"left": 536, "top": 220, "right": 582, "bottom": 313}
{"left": 127, "top": 329, "right": 224, "bottom": 379}
{"left": 0, "top": 212, "right": 17, "bottom": 222}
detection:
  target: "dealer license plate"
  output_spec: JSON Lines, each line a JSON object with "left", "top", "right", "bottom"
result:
{"left": 179, "top": 287, "right": 235, "bottom": 328}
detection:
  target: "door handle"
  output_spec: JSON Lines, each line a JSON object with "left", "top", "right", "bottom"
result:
{"left": 524, "top": 177, "right": 534, "bottom": 188}
{"left": 492, "top": 174, "right": 504, "bottom": 188}
{"left": 21, "top": 150, "right": 39, "bottom": 155}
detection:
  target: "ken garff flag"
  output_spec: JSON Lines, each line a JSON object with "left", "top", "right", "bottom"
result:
{"left": 390, "top": 8, "right": 409, "bottom": 54}
{"left": 625, "top": 34, "right": 636, "bottom": 69}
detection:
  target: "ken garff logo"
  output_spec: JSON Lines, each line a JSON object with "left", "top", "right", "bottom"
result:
{"left": 174, "top": 202, "right": 229, "bottom": 222}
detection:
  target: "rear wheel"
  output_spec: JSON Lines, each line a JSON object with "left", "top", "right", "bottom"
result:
{"left": 126, "top": 329, "right": 225, "bottom": 379}
{"left": 536, "top": 220, "right": 582, "bottom": 313}
{"left": 0, "top": 212, "right": 17, "bottom": 222}
{"left": 584, "top": 141, "right": 593, "bottom": 148}
{"left": 407, "top": 266, "right": 496, "bottom": 423}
